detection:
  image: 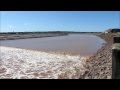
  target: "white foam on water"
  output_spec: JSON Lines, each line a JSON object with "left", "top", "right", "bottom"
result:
{"left": 0, "top": 46, "right": 87, "bottom": 79}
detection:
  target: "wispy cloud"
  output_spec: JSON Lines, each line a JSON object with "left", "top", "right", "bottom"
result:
{"left": 24, "top": 23, "right": 31, "bottom": 26}
{"left": 8, "top": 25, "right": 14, "bottom": 28}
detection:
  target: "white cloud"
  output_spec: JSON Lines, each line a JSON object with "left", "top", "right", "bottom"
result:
{"left": 24, "top": 23, "right": 31, "bottom": 26}
{"left": 8, "top": 25, "right": 14, "bottom": 28}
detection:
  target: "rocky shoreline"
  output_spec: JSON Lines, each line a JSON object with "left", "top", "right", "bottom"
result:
{"left": 80, "top": 33, "right": 113, "bottom": 79}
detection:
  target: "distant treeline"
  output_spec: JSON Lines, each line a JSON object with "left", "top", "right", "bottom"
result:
{"left": 62, "top": 31, "right": 101, "bottom": 33}
{"left": 0, "top": 31, "right": 101, "bottom": 35}
{"left": 0, "top": 31, "right": 68, "bottom": 35}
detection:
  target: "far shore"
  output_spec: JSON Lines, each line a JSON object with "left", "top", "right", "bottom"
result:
{"left": 0, "top": 31, "right": 68, "bottom": 41}
{"left": 0, "top": 31, "right": 102, "bottom": 41}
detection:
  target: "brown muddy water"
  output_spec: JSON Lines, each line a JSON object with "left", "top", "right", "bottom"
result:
{"left": 0, "top": 34, "right": 105, "bottom": 56}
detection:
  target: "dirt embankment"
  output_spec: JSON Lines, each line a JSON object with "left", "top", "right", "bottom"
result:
{"left": 80, "top": 33, "right": 113, "bottom": 79}
{"left": 0, "top": 33, "right": 68, "bottom": 41}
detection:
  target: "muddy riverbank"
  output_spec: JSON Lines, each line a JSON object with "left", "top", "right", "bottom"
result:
{"left": 0, "top": 32, "right": 101, "bottom": 41}
{"left": 80, "top": 33, "right": 113, "bottom": 79}
{"left": 0, "top": 32, "right": 68, "bottom": 41}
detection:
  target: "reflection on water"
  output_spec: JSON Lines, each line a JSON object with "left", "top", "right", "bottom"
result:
{"left": 0, "top": 34, "right": 105, "bottom": 56}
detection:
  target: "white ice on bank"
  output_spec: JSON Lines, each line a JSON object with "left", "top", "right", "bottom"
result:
{"left": 0, "top": 46, "right": 86, "bottom": 79}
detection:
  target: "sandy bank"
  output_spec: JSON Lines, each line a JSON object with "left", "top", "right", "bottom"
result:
{"left": 0, "top": 46, "right": 86, "bottom": 79}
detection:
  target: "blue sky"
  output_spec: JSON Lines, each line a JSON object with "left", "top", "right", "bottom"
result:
{"left": 0, "top": 11, "right": 119, "bottom": 32}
